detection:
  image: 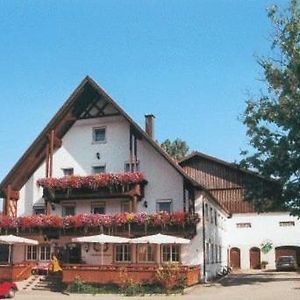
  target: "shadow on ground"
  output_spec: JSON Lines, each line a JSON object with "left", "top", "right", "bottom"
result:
{"left": 219, "top": 271, "right": 300, "bottom": 287}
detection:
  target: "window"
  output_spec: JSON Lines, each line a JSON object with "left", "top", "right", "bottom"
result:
{"left": 219, "top": 246, "right": 222, "bottom": 263}
{"left": 236, "top": 222, "right": 251, "bottom": 228}
{"left": 92, "top": 165, "right": 106, "bottom": 174}
{"left": 156, "top": 200, "right": 172, "bottom": 213}
{"left": 205, "top": 242, "right": 209, "bottom": 264}
{"left": 40, "top": 245, "right": 51, "bottom": 261}
{"left": 211, "top": 243, "right": 215, "bottom": 263}
{"left": 121, "top": 201, "right": 130, "bottom": 213}
{"left": 33, "top": 207, "right": 45, "bottom": 215}
{"left": 215, "top": 244, "right": 218, "bottom": 263}
{"left": 279, "top": 221, "right": 295, "bottom": 227}
{"left": 115, "top": 244, "right": 131, "bottom": 262}
{"left": 63, "top": 168, "right": 74, "bottom": 176}
{"left": 205, "top": 203, "right": 209, "bottom": 221}
{"left": 93, "top": 127, "right": 106, "bottom": 143}
{"left": 62, "top": 204, "right": 75, "bottom": 217}
{"left": 26, "top": 245, "right": 37, "bottom": 260}
{"left": 137, "top": 245, "right": 155, "bottom": 263}
{"left": 214, "top": 210, "right": 218, "bottom": 226}
{"left": 91, "top": 202, "right": 106, "bottom": 214}
{"left": 210, "top": 207, "right": 214, "bottom": 223}
{"left": 162, "top": 245, "right": 180, "bottom": 262}
{"left": 124, "top": 161, "right": 140, "bottom": 172}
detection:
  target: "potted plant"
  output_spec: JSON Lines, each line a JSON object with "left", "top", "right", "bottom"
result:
{"left": 261, "top": 261, "right": 268, "bottom": 269}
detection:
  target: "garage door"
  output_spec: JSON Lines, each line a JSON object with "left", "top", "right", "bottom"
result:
{"left": 275, "top": 246, "right": 300, "bottom": 265}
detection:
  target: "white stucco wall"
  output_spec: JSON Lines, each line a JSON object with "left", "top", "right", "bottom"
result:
{"left": 226, "top": 212, "right": 300, "bottom": 269}
{"left": 181, "top": 191, "right": 228, "bottom": 281}
{"left": 17, "top": 115, "right": 184, "bottom": 216}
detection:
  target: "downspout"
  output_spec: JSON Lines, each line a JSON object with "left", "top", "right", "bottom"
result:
{"left": 202, "top": 198, "right": 206, "bottom": 282}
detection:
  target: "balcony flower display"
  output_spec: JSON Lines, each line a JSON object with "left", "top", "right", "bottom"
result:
{"left": 37, "top": 172, "right": 145, "bottom": 191}
{"left": 0, "top": 211, "right": 199, "bottom": 231}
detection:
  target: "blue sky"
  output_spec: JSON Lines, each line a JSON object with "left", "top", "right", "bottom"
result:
{"left": 0, "top": 0, "right": 288, "bottom": 180}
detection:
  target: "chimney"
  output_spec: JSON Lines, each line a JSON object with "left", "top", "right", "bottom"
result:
{"left": 145, "top": 114, "right": 155, "bottom": 139}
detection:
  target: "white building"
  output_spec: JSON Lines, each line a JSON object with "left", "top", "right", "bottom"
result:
{"left": 0, "top": 76, "right": 227, "bottom": 283}
{"left": 180, "top": 152, "right": 300, "bottom": 271}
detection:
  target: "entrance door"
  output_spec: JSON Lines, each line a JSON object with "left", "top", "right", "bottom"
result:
{"left": 230, "top": 247, "right": 241, "bottom": 269}
{"left": 250, "top": 247, "right": 261, "bottom": 269}
{"left": 65, "top": 244, "right": 81, "bottom": 264}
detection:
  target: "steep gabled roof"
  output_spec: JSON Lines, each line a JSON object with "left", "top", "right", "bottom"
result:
{"left": 0, "top": 76, "right": 202, "bottom": 195}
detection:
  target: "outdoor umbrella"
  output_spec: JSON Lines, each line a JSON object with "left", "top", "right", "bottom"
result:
{"left": 130, "top": 233, "right": 190, "bottom": 264}
{"left": 72, "top": 234, "right": 131, "bottom": 265}
{"left": 0, "top": 235, "right": 39, "bottom": 264}
{"left": 129, "top": 233, "right": 190, "bottom": 244}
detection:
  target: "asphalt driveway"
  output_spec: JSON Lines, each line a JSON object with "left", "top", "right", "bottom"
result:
{"left": 14, "top": 270, "right": 300, "bottom": 300}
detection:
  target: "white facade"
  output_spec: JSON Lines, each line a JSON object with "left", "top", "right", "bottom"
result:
{"left": 226, "top": 212, "right": 300, "bottom": 269}
{"left": 17, "top": 115, "right": 184, "bottom": 217}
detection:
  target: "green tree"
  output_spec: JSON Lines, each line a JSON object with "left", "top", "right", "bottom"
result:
{"left": 241, "top": 0, "right": 300, "bottom": 215}
{"left": 161, "top": 139, "right": 189, "bottom": 161}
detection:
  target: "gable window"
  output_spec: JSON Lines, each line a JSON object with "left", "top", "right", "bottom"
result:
{"left": 26, "top": 245, "right": 37, "bottom": 261}
{"left": 214, "top": 210, "right": 218, "bottom": 226}
{"left": 162, "top": 245, "right": 180, "bottom": 262}
{"left": 62, "top": 203, "right": 75, "bottom": 217}
{"left": 63, "top": 168, "right": 74, "bottom": 176}
{"left": 236, "top": 222, "right": 251, "bottom": 228}
{"left": 115, "top": 244, "right": 131, "bottom": 262}
{"left": 279, "top": 221, "right": 295, "bottom": 227}
{"left": 93, "top": 127, "right": 106, "bottom": 143}
{"left": 124, "top": 161, "right": 140, "bottom": 172}
{"left": 91, "top": 201, "right": 106, "bottom": 214}
{"left": 40, "top": 245, "right": 51, "bottom": 261}
{"left": 156, "top": 199, "right": 172, "bottom": 213}
{"left": 137, "top": 245, "right": 155, "bottom": 263}
{"left": 92, "top": 165, "right": 106, "bottom": 174}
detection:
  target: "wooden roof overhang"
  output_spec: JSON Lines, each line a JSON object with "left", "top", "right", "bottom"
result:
{"left": 0, "top": 76, "right": 203, "bottom": 201}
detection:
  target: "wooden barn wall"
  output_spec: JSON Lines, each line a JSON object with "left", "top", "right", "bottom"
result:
{"left": 181, "top": 158, "right": 256, "bottom": 213}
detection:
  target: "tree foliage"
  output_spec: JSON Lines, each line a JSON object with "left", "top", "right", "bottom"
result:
{"left": 241, "top": 0, "right": 300, "bottom": 215}
{"left": 161, "top": 139, "right": 189, "bottom": 161}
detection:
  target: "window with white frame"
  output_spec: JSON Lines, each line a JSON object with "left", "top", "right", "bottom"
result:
{"left": 156, "top": 199, "right": 172, "bottom": 213}
{"left": 205, "top": 242, "right": 209, "bottom": 264}
{"left": 137, "top": 244, "right": 155, "bottom": 263}
{"left": 205, "top": 203, "right": 209, "bottom": 221}
{"left": 236, "top": 222, "right": 251, "bottom": 228}
{"left": 214, "top": 210, "right": 218, "bottom": 226}
{"left": 279, "top": 221, "right": 295, "bottom": 227}
{"left": 39, "top": 245, "right": 51, "bottom": 261}
{"left": 124, "top": 161, "right": 140, "bottom": 172}
{"left": 26, "top": 245, "right": 37, "bottom": 260}
{"left": 92, "top": 165, "right": 106, "bottom": 174}
{"left": 33, "top": 206, "right": 45, "bottom": 215}
{"left": 162, "top": 244, "right": 180, "bottom": 262}
{"left": 211, "top": 243, "right": 215, "bottom": 263}
{"left": 62, "top": 203, "right": 76, "bottom": 217}
{"left": 91, "top": 201, "right": 106, "bottom": 214}
{"left": 215, "top": 244, "right": 218, "bottom": 263}
{"left": 115, "top": 244, "right": 131, "bottom": 262}
{"left": 210, "top": 207, "right": 214, "bottom": 224}
{"left": 62, "top": 168, "right": 74, "bottom": 176}
{"left": 93, "top": 127, "right": 106, "bottom": 143}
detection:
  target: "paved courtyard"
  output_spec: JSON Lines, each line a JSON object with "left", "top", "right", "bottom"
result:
{"left": 14, "top": 270, "right": 300, "bottom": 300}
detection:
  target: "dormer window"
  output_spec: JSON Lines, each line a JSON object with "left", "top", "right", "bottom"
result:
{"left": 93, "top": 127, "right": 106, "bottom": 143}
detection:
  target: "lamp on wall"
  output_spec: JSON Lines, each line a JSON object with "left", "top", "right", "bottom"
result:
{"left": 143, "top": 201, "right": 148, "bottom": 208}
{"left": 96, "top": 152, "right": 100, "bottom": 160}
